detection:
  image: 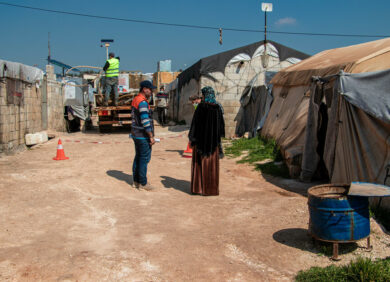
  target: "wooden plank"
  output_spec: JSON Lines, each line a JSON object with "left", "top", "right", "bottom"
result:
{"left": 118, "top": 113, "right": 131, "bottom": 118}
{"left": 348, "top": 182, "right": 390, "bottom": 197}
{"left": 95, "top": 106, "right": 132, "bottom": 110}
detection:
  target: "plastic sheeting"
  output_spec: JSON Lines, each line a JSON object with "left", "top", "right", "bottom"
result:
{"left": 340, "top": 69, "right": 390, "bottom": 124}
{"left": 262, "top": 85, "right": 311, "bottom": 176}
{"left": 0, "top": 59, "right": 44, "bottom": 83}
{"left": 69, "top": 105, "right": 88, "bottom": 120}
{"left": 252, "top": 43, "right": 279, "bottom": 59}
{"left": 235, "top": 86, "right": 266, "bottom": 137}
{"left": 256, "top": 71, "right": 277, "bottom": 131}
{"left": 226, "top": 53, "right": 251, "bottom": 66}
{"left": 234, "top": 71, "right": 277, "bottom": 137}
{"left": 330, "top": 100, "right": 390, "bottom": 184}
{"left": 301, "top": 70, "right": 390, "bottom": 184}
{"left": 178, "top": 40, "right": 309, "bottom": 90}
{"left": 63, "top": 77, "right": 89, "bottom": 120}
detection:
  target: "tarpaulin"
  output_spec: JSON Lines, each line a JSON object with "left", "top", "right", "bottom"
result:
{"left": 340, "top": 69, "right": 390, "bottom": 123}
{"left": 0, "top": 59, "right": 44, "bottom": 83}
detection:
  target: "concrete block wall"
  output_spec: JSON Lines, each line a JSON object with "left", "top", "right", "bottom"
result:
{"left": 201, "top": 58, "right": 268, "bottom": 137}
{"left": 47, "top": 80, "right": 65, "bottom": 132}
{"left": 174, "top": 55, "right": 296, "bottom": 137}
{"left": 0, "top": 64, "right": 66, "bottom": 155}
{"left": 0, "top": 80, "right": 42, "bottom": 154}
{"left": 200, "top": 56, "right": 297, "bottom": 137}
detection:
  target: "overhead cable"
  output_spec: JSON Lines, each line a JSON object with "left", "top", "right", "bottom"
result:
{"left": 0, "top": 2, "right": 389, "bottom": 38}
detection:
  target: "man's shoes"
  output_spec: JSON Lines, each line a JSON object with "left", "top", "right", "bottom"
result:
{"left": 133, "top": 181, "right": 140, "bottom": 189}
{"left": 140, "top": 183, "right": 156, "bottom": 191}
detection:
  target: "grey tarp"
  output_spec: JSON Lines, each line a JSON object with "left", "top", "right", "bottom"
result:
{"left": 301, "top": 69, "right": 390, "bottom": 183}
{"left": 340, "top": 69, "right": 390, "bottom": 124}
{"left": 0, "top": 59, "right": 44, "bottom": 83}
{"left": 235, "top": 71, "right": 277, "bottom": 137}
{"left": 69, "top": 105, "right": 88, "bottom": 120}
{"left": 235, "top": 86, "right": 267, "bottom": 137}
{"left": 256, "top": 71, "right": 277, "bottom": 131}
{"left": 64, "top": 77, "right": 89, "bottom": 120}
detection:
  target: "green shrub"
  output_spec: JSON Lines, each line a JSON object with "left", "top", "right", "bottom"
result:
{"left": 295, "top": 257, "right": 390, "bottom": 282}
{"left": 224, "top": 136, "right": 288, "bottom": 178}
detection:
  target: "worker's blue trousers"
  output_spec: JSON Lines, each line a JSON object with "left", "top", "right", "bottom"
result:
{"left": 132, "top": 137, "right": 151, "bottom": 186}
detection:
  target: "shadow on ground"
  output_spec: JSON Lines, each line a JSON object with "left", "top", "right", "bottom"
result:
{"left": 161, "top": 175, "right": 191, "bottom": 194}
{"left": 167, "top": 125, "right": 190, "bottom": 132}
{"left": 273, "top": 228, "right": 358, "bottom": 256}
{"left": 261, "top": 174, "right": 326, "bottom": 197}
{"left": 165, "top": 149, "right": 184, "bottom": 156}
{"left": 83, "top": 125, "right": 132, "bottom": 135}
{"left": 106, "top": 170, "right": 133, "bottom": 185}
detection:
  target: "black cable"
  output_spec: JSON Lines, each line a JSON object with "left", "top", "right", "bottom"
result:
{"left": 0, "top": 1, "right": 389, "bottom": 38}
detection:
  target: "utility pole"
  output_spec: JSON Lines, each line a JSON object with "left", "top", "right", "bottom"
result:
{"left": 261, "top": 3, "right": 273, "bottom": 43}
{"left": 261, "top": 3, "right": 273, "bottom": 68}
{"left": 48, "top": 32, "right": 51, "bottom": 64}
{"left": 100, "top": 39, "right": 114, "bottom": 60}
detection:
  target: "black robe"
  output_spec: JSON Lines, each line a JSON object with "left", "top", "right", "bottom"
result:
{"left": 188, "top": 102, "right": 225, "bottom": 156}
{"left": 188, "top": 102, "right": 225, "bottom": 196}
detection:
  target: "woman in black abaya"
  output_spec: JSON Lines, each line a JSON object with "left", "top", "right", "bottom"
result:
{"left": 188, "top": 86, "right": 225, "bottom": 196}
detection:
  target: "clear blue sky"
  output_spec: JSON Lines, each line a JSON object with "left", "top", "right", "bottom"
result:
{"left": 1, "top": 0, "right": 389, "bottom": 73}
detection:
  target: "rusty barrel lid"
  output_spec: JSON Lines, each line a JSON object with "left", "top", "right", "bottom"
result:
{"left": 348, "top": 182, "right": 390, "bottom": 197}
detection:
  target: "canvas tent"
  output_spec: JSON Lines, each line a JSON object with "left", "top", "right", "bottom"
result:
{"left": 172, "top": 40, "right": 309, "bottom": 137}
{"left": 262, "top": 37, "right": 390, "bottom": 184}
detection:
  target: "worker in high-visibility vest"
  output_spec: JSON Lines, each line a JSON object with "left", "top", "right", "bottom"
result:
{"left": 103, "top": 52, "right": 120, "bottom": 106}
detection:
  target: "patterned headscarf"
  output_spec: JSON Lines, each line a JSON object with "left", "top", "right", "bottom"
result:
{"left": 201, "top": 86, "right": 217, "bottom": 104}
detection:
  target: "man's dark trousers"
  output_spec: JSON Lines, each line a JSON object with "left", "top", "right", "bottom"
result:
{"left": 157, "top": 107, "right": 167, "bottom": 125}
{"left": 132, "top": 137, "right": 151, "bottom": 185}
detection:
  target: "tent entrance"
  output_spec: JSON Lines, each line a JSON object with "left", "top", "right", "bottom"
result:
{"left": 314, "top": 92, "right": 330, "bottom": 180}
{"left": 301, "top": 80, "right": 334, "bottom": 182}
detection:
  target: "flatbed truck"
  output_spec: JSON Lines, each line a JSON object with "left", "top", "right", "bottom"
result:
{"left": 95, "top": 104, "right": 132, "bottom": 132}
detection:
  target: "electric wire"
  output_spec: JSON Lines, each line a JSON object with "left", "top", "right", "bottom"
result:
{"left": 0, "top": 1, "right": 389, "bottom": 38}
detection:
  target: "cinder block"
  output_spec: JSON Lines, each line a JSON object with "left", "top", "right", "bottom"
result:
{"left": 12, "top": 131, "right": 18, "bottom": 141}
{"left": 25, "top": 131, "right": 48, "bottom": 145}
{"left": 7, "top": 141, "right": 14, "bottom": 150}
{"left": 1, "top": 123, "right": 10, "bottom": 134}
{"left": 9, "top": 106, "right": 16, "bottom": 115}
{"left": 223, "top": 106, "right": 235, "bottom": 114}
{"left": 0, "top": 106, "right": 9, "bottom": 116}
{"left": 224, "top": 113, "right": 237, "bottom": 120}
{"left": 9, "top": 121, "right": 16, "bottom": 132}
{"left": 0, "top": 114, "right": 8, "bottom": 124}
{"left": 233, "top": 106, "right": 241, "bottom": 113}
{"left": 220, "top": 94, "right": 235, "bottom": 101}
{"left": 221, "top": 100, "right": 241, "bottom": 107}
{"left": 225, "top": 120, "right": 237, "bottom": 127}
{"left": 225, "top": 127, "right": 235, "bottom": 137}
{"left": 0, "top": 94, "right": 6, "bottom": 106}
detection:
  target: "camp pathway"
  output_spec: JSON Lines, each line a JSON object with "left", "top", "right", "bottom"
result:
{"left": 0, "top": 126, "right": 389, "bottom": 281}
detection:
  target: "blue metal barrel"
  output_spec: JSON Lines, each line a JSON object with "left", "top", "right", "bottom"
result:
{"left": 308, "top": 184, "right": 370, "bottom": 242}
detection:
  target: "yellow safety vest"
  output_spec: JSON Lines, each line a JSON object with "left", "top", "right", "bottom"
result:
{"left": 106, "top": 58, "right": 119, "bottom": 77}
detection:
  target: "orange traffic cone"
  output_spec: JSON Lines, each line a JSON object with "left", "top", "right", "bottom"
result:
{"left": 53, "top": 139, "right": 69, "bottom": 160}
{"left": 182, "top": 142, "right": 193, "bottom": 158}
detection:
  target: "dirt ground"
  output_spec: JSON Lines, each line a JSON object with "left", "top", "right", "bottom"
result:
{"left": 0, "top": 125, "right": 389, "bottom": 281}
